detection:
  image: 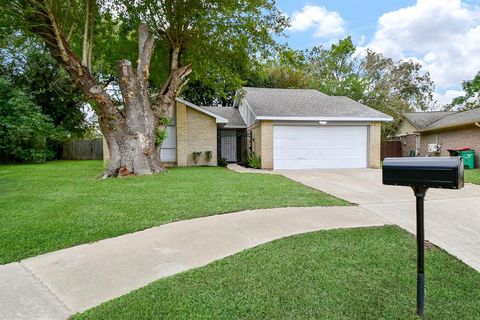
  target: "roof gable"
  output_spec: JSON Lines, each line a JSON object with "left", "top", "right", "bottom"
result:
{"left": 176, "top": 98, "right": 228, "bottom": 124}
{"left": 200, "top": 106, "right": 246, "bottom": 128}
{"left": 403, "top": 111, "right": 455, "bottom": 129}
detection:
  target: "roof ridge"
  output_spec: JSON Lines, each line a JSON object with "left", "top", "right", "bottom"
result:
{"left": 425, "top": 113, "right": 456, "bottom": 128}
{"left": 405, "top": 110, "right": 456, "bottom": 114}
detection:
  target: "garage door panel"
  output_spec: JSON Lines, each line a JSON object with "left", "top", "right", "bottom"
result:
{"left": 273, "top": 125, "right": 368, "bottom": 169}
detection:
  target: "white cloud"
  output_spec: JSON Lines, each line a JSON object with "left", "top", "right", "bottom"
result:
{"left": 366, "top": 0, "right": 480, "bottom": 90}
{"left": 434, "top": 89, "right": 464, "bottom": 107}
{"left": 289, "top": 5, "right": 345, "bottom": 38}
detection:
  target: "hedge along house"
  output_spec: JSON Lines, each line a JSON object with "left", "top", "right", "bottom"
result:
{"left": 103, "top": 87, "right": 392, "bottom": 169}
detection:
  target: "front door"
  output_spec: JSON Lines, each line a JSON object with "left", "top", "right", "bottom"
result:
{"left": 220, "top": 130, "right": 237, "bottom": 162}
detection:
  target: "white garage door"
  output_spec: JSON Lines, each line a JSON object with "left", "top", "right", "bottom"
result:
{"left": 273, "top": 125, "right": 368, "bottom": 169}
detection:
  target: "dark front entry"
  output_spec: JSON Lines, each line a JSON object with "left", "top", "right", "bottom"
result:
{"left": 218, "top": 129, "right": 247, "bottom": 163}
{"left": 220, "top": 130, "right": 237, "bottom": 162}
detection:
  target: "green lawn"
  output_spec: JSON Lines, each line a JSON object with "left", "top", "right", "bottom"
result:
{"left": 0, "top": 161, "right": 347, "bottom": 264}
{"left": 465, "top": 169, "right": 480, "bottom": 185}
{"left": 74, "top": 226, "right": 480, "bottom": 320}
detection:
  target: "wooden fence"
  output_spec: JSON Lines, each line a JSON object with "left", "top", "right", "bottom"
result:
{"left": 381, "top": 140, "right": 402, "bottom": 160}
{"left": 62, "top": 139, "right": 103, "bottom": 160}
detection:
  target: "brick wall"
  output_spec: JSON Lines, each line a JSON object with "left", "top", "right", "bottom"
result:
{"left": 248, "top": 123, "right": 262, "bottom": 157}
{"left": 400, "top": 134, "right": 417, "bottom": 157}
{"left": 419, "top": 124, "right": 480, "bottom": 167}
{"left": 260, "top": 121, "right": 273, "bottom": 169}
{"left": 369, "top": 122, "right": 381, "bottom": 168}
{"left": 176, "top": 102, "right": 188, "bottom": 166}
{"left": 186, "top": 107, "right": 217, "bottom": 166}
{"left": 246, "top": 121, "right": 273, "bottom": 169}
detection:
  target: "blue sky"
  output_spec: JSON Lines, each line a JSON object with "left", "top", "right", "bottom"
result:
{"left": 277, "top": 0, "right": 416, "bottom": 50}
{"left": 275, "top": 0, "right": 480, "bottom": 106}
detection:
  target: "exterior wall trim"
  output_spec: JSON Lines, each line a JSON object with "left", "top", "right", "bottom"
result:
{"left": 256, "top": 116, "right": 393, "bottom": 122}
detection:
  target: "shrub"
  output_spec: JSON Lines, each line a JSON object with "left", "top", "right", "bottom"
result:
{"left": 192, "top": 151, "right": 202, "bottom": 165}
{"left": 0, "top": 77, "right": 56, "bottom": 162}
{"left": 205, "top": 151, "right": 212, "bottom": 161}
{"left": 247, "top": 153, "right": 262, "bottom": 169}
{"left": 217, "top": 157, "right": 228, "bottom": 167}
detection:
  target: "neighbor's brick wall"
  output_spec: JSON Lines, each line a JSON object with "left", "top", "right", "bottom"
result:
{"left": 400, "top": 134, "right": 417, "bottom": 157}
{"left": 369, "top": 122, "right": 381, "bottom": 169}
{"left": 186, "top": 107, "right": 217, "bottom": 166}
{"left": 419, "top": 124, "right": 480, "bottom": 167}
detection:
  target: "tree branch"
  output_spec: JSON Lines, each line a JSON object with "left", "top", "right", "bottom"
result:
{"left": 28, "top": 1, "right": 122, "bottom": 125}
{"left": 137, "top": 23, "right": 155, "bottom": 84}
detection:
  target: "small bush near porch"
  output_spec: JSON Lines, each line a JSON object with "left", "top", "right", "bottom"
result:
{"left": 0, "top": 161, "right": 347, "bottom": 263}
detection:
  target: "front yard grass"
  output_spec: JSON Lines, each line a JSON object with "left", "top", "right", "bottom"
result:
{"left": 74, "top": 226, "right": 480, "bottom": 320}
{"left": 0, "top": 161, "right": 347, "bottom": 264}
{"left": 465, "top": 169, "right": 480, "bottom": 185}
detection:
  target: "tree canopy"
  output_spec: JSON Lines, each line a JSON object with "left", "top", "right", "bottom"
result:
{"left": 449, "top": 72, "right": 480, "bottom": 111}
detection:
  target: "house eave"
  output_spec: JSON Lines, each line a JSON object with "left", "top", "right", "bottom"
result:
{"left": 255, "top": 116, "right": 393, "bottom": 122}
{"left": 416, "top": 121, "right": 480, "bottom": 133}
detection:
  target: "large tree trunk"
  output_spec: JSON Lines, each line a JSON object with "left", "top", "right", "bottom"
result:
{"left": 29, "top": 2, "right": 191, "bottom": 177}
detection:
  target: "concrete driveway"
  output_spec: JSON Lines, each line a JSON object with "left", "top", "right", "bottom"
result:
{"left": 280, "top": 169, "right": 480, "bottom": 271}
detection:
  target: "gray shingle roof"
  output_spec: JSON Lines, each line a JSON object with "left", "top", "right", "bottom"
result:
{"left": 200, "top": 106, "right": 246, "bottom": 128}
{"left": 242, "top": 87, "right": 391, "bottom": 120}
{"left": 404, "top": 111, "right": 455, "bottom": 129}
{"left": 420, "top": 107, "right": 480, "bottom": 131}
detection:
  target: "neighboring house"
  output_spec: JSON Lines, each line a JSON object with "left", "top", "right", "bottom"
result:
{"left": 104, "top": 87, "right": 393, "bottom": 169}
{"left": 395, "top": 111, "right": 455, "bottom": 157}
{"left": 394, "top": 108, "right": 480, "bottom": 167}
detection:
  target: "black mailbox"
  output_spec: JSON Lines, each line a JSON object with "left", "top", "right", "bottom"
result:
{"left": 382, "top": 156, "right": 464, "bottom": 316}
{"left": 383, "top": 157, "right": 464, "bottom": 189}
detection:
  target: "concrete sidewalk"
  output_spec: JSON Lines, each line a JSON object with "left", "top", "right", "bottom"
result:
{"left": 0, "top": 206, "right": 386, "bottom": 320}
{"left": 227, "top": 163, "right": 277, "bottom": 174}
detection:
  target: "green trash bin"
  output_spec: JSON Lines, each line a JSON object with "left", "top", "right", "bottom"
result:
{"left": 458, "top": 150, "right": 475, "bottom": 169}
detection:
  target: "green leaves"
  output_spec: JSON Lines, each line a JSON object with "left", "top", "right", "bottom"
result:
{"left": 449, "top": 72, "right": 480, "bottom": 111}
{"left": 248, "top": 37, "right": 435, "bottom": 137}
{"left": 111, "top": 0, "right": 288, "bottom": 99}
{"left": 0, "top": 77, "right": 56, "bottom": 162}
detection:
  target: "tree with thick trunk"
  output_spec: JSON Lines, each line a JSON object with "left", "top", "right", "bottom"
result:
{"left": 8, "top": 0, "right": 287, "bottom": 177}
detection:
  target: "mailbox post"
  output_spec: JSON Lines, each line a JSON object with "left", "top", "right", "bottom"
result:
{"left": 382, "top": 157, "right": 464, "bottom": 316}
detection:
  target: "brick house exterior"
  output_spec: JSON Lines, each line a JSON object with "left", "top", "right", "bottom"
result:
{"left": 419, "top": 125, "right": 480, "bottom": 168}
{"left": 395, "top": 109, "right": 480, "bottom": 168}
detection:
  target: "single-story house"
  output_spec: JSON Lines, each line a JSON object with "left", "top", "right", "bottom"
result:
{"left": 104, "top": 87, "right": 393, "bottom": 169}
{"left": 394, "top": 111, "right": 456, "bottom": 157}
{"left": 394, "top": 108, "right": 480, "bottom": 167}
